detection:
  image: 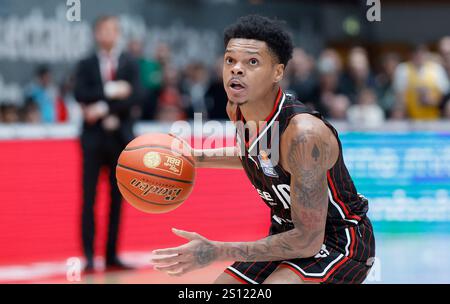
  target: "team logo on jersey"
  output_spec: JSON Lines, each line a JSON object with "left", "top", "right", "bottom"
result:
{"left": 258, "top": 150, "right": 279, "bottom": 178}
{"left": 314, "top": 244, "right": 330, "bottom": 258}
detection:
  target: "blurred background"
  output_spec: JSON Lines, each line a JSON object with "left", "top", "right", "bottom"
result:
{"left": 0, "top": 0, "right": 449, "bottom": 284}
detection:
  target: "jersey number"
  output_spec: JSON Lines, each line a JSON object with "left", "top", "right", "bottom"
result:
{"left": 271, "top": 184, "right": 291, "bottom": 209}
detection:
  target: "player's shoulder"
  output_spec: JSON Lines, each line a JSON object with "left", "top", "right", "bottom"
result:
{"left": 281, "top": 112, "right": 339, "bottom": 169}
{"left": 284, "top": 112, "right": 330, "bottom": 139}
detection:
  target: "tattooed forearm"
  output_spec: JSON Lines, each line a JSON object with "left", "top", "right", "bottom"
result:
{"left": 194, "top": 242, "right": 218, "bottom": 266}
{"left": 214, "top": 227, "right": 324, "bottom": 262}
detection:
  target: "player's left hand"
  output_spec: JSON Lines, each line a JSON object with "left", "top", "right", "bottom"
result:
{"left": 150, "top": 228, "right": 219, "bottom": 276}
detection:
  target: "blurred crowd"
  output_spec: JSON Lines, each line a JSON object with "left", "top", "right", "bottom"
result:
{"left": 282, "top": 40, "right": 450, "bottom": 127}
{"left": 1, "top": 35, "right": 450, "bottom": 128}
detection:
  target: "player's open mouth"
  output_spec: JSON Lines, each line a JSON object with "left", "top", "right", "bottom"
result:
{"left": 229, "top": 80, "right": 246, "bottom": 92}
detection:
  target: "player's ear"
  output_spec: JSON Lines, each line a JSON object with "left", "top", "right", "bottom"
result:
{"left": 273, "top": 63, "right": 284, "bottom": 83}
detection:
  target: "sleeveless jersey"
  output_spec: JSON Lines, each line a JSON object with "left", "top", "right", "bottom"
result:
{"left": 234, "top": 89, "right": 369, "bottom": 240}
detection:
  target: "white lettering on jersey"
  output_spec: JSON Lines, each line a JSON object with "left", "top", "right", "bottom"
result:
{"left": 272, "top": 214, "right": 293, "bottom": 225}
{"left": 255, "top": 184, "right": 291, "bottom": 208}
{"left": 272, "top": 215, "right": 282, "bottom": 225}
{"left": 272, "top": 184, "right": 291, "bottom": 209}
{"left": 256, "top": 188, "right": 276, "bottom": 206}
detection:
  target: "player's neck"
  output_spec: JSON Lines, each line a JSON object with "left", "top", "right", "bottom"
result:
{"left": 239, "top": 86, "right": 280, "bottom": 124}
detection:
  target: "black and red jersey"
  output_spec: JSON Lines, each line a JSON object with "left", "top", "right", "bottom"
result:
{"left": 234, "top": 89, "right": 374, "bottom": 262}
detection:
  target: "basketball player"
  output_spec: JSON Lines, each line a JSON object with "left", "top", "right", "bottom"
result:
{"left": 151, "top": 15, "right": 375, "bottom": 284}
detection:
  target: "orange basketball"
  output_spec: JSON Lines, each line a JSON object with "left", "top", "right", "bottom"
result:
{"left": 116, "top": 133, "right": 195, "bottom": 214}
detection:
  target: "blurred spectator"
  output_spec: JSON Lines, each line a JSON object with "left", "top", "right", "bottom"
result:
{"left": 54, "top": 88, "right": 68, "bottom": 123}
{"left": 56, "top": 74, "right": 83, "bottom": 124}
{"left": 441, "top": 96, "right": 450, "bottom": 118}
{"left": 24, "top": 65, "right": 58, "bottom": 123}
{"left": 205, "top": 57, "right": 228, "bottom": 120}
{"left": 74, "top": 15, "right": 140, "bottom": 272}
{"left": 438, "top": 36, "right": 450, "bottom": 119}
{"left": 347, "top": 88, "right": 385, "bottom": 128}
{"left": 155, "top": 66, "right": 186, "bottom": 122}
{"left": 308, "top": 49, "right": 347, "bottom": 119}
{"left": 389, "top": 100, "right": 407, "bottom": 120}
{"left": 320, "top": 48, "right": 344, "bottom": 74}
{"left": 375, "top": 52, "right": 401, "bottom": 118}
{"left": 441, "top": 90, "right": 450, "bottom": 119}
{"left": 288, "top": 48, "right": 317, "bottom": 104}
{"left": 128, "top": 39, "right": 164, "bottom": 120}
{"left": 393, "top": 44, "right": 449, "bottom": 120}
{"left": 340, "top": 47, "right": 377, "bottom": 104}
{"left": 181, "top": 62, "right": 210, "bottom": 118}
{"left": 145, "top": 43, "right": 172, "bottom": 93}
{"left": 129, "top": 41, "right": 171, "bottom": 91}
{"left": 0, "top": 102, "right": 20, "bottom": 123}
{"left": 154, "top": 43, "right": 172, "bottom": 69}
{"left": 439, "top": 36, "right": 450, "bottom": 78}
{"left": 328, "top": 94, "right": 350, "bottom": 120}
{"left": 21, "top": 98, "right": 41, "bottom": 123}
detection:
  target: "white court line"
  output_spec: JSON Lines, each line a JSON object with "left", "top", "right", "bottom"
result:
{"left": 0, "top": 251, "right": 153, "bottom": 282}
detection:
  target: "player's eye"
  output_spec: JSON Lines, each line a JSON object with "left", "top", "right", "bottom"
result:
{"left": 225, "top": 57, "right": 233, "bottom": 64}
{"left": 249, "top": 58, "right": 258, "bottom": 66}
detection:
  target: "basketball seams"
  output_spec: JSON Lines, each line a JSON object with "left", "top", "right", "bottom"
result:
{"left": 117, "top": 164, "right": 193, "bottom": 184}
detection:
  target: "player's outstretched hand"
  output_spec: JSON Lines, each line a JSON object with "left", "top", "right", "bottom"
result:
{"left": 150, "top": 228, "right": 218, "bottom": 276}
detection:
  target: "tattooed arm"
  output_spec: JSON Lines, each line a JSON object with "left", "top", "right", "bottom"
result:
{"left": 211, "top": 114, "right": 339, "bottom": 261}
{"left": 151, "top": 115, "right": 339, "bottom": 276}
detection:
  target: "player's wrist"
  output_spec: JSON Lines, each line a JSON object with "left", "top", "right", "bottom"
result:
{"left": 214, "top": 241, "right": 248, "bottom": 262}
{"left": 211, "top": 241, "right": 228, "bottom": 261}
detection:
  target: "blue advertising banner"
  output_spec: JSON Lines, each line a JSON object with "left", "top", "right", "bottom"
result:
{"left": 341, "top": 132, "right": 450, "bottom": 232}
